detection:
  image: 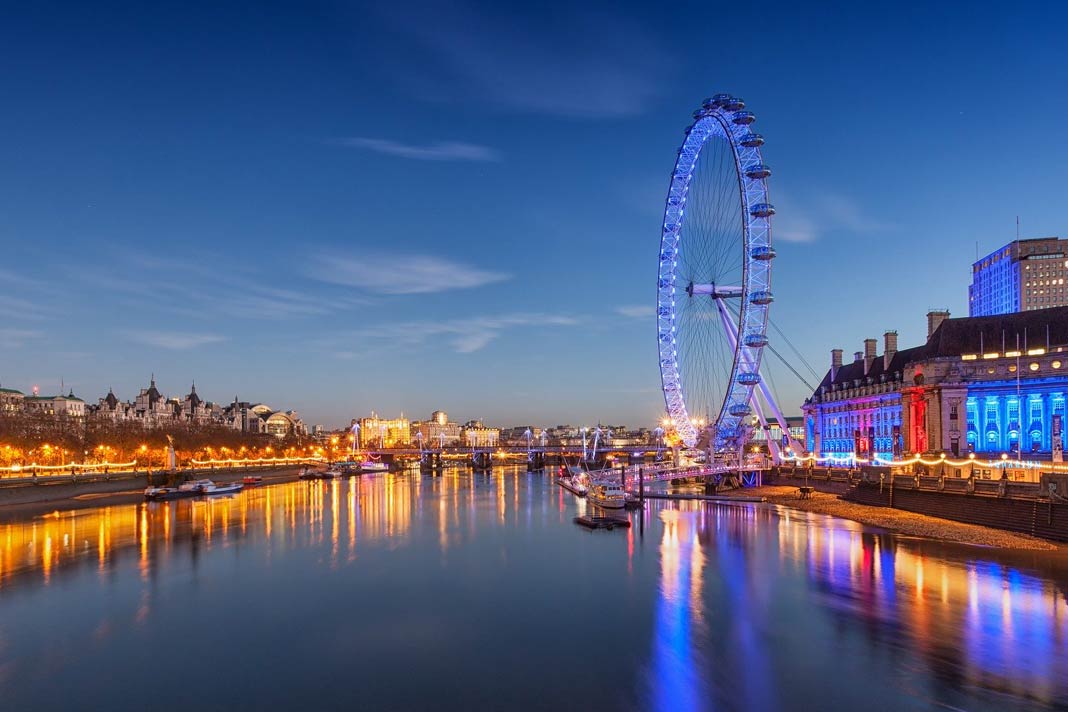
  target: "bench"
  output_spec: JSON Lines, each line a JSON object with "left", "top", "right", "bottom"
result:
{"left": 798, "top": 486, "right": 815, "bottom": 499}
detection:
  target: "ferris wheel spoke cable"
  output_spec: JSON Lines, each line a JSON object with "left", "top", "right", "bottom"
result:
{"left": 766, "top": 342, "right": 816, "bottom": 392}
{"left": 768, "top": 317, "right": 821, "bottom": 381}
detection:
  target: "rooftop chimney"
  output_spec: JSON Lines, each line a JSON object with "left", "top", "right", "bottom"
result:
{"left": 831, "top": 348, "right": 843, "bottom": 380}
{"left": 854, "top": 351, "right": 863, "bottom": 363}
{"left": 883, "top": 330, "right": 898, "bottom": 370}
{"left": 863, "top": 338, "right": 878, "bottom": 374}
{"left": 927, "top": 310, "right": 950, "bottom": 340}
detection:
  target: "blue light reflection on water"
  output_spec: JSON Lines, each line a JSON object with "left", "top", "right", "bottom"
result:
{"left": 0, "top": 469, "right": 1066, "bottom": 711}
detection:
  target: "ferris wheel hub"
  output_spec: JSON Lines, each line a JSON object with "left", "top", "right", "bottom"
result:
{"left": 686, "top": 283, "right": 743, "bottom": 298}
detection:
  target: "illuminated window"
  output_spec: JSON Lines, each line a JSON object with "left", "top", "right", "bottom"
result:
{"left": 1053, "top": 361, "right": 1062, "bottom": 369}
{"left": 1029, "top": 362, "right": 1040, "bottom": 371}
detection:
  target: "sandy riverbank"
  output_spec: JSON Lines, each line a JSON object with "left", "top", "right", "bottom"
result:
{"left": 733, "top": 485, "right": 1062, "bottom": 551}
{"left": 0, "top": 467, "right": 306, "bottom": 523}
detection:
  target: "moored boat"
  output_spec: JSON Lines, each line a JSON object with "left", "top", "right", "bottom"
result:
{"left": 557, "top": 474, "right": 588, "bottom": 497}
{"left": 144, "top": 479, "right": 217, "bottom": 501}
{"left": 199, "top": 481, "right": 244, "bottom": 495}
{"left": 242, "top": 475, "right": 263, "bottom": 486}
{"left": 358, "top": 460, "right": 389, "bottom": 473}
{"left": 587, "top": 483, "right": 626, "bottom": 509}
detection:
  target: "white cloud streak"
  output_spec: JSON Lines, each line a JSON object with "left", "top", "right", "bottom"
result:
{"left": 337, "top": 137, "right": 500, "bottom": 162}
{"left": 616, "top": 305, "right": 655, "bottom": 318}
{"left": 774, "top": 191, "right": 891, "bottom": 244}
{"left": 331, "top": 313, "right": 577, "bottom": 355}
{"left": 311, "top": 254, "right": 509, "bottom": 295}
{"left": 126, "top": 331, "right": 227, "bottom": 350}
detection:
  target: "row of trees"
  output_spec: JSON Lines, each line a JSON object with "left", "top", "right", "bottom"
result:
{"left": 0, "top": 414, "right": 313, "bottom": 466}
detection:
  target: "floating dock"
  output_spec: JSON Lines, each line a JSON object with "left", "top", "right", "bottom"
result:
{"left": 573, "top": 515, "right": 631, "bottom": 530}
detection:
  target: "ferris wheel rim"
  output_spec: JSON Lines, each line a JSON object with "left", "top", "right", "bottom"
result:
{"left": 656, "top": 95, "right": 774, "bottom": 450}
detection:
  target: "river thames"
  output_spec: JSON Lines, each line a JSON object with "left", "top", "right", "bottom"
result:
{"left": 1, "top": 467, "right": 1066, "bottom": 711}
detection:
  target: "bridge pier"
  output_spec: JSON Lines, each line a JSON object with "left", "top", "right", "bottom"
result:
{"left": 527, "top": 450, "right": 545, "bottom": 472}
{"left": 472, "top": 451, "right": 492, "bottom": 471}
{"left": 420, "top": 452, "right": 443, "bottom": 474}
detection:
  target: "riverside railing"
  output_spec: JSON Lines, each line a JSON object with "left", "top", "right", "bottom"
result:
{"left": 772, "top": 465, "right": 1047, "bottom": 501}
{"left": 0, "top": 457, "right": 323, "bottom": 487}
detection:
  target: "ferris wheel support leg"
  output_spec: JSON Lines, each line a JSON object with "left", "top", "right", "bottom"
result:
{"left": 715, "top": 298, "right": 802, "bottom": 464}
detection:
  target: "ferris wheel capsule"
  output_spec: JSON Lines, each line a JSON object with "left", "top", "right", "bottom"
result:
{"left": 750, "top": 203, "right": 776, "bottom": 218}
{"left": 745, "top": 163, "right": 771, "bottom": 179}
{"left": 739, "top": 133, "right": 765, "bottom": 147}
{"left": 732, "top": 110, "right": 756, "bottom": 125}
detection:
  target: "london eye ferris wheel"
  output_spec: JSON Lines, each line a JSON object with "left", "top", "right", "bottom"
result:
{"left": 657, "top": 93, "right": 776, "bottom": 451}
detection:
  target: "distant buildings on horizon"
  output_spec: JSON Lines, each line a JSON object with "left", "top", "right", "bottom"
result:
{"left": 0, "top": 376, "right": 307, "bottom": 438}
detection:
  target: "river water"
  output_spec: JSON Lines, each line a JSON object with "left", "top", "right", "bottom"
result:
{"left": 1, "top": 467, "right": 1066, "bottom": 711}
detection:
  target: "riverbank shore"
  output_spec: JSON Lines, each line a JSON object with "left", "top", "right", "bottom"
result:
{"left": 0, "top": 467, "right": 307, "bottom": 523}
{"left": 737, "top": 485, "right": 1062, "bottom": 551}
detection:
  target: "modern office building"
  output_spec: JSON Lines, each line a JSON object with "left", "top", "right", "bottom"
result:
{"left": 803, "top": 307, "right": 1068, "bottom": 463}
{"left": 969, "top": 237, "right": 1068, "bottom": 316}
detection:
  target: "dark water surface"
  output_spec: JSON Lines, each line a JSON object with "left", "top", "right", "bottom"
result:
{"left": 1, "top": 467, "right": 1067, "bottom": 711}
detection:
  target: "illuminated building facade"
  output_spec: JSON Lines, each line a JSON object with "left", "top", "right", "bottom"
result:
{"left": 411, "top": 410, "right": 462, "bottom": 447}
{"left": 0, "top": 385, "right": 25, "bottom": 414}
{"left": 804, "top": 307, "right": 1068, "bottom": 463}
{"left": 969, "top": 237, "right": 1068, "bottom": 316}
{"left": 461, "top": 420, "right": 499, "bottom": 448}
{"left": 23, "top": 391, "right": 86, "bottom": 418}
{"left": 358, "top": 413, "right": 411, "bottom": 448}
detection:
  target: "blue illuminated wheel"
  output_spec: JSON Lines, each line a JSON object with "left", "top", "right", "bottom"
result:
{"left": 657, "top": 94, "right": 775, "bottom": 450}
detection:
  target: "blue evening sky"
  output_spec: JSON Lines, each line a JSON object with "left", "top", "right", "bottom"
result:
{"left": 1, "top": 0, "right": 1066, "bottom": 429}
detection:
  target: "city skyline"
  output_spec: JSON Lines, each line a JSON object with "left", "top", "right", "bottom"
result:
{"left": 2, "top": 1, "right": 1067, "bottom": 428}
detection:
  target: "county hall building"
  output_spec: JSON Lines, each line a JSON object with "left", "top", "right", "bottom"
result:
{"left": 803, "top": 307, "right": 1068, "bottom": 464}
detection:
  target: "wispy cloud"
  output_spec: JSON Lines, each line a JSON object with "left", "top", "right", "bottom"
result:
{"left": 329, "top": 313, "right": 577, "bottom": 355}
{"left": 367, "top": 3, "right": 672, "bottom": 118}
{"left": 0, "top": 328, "right": 44, "bottom": 348}
{"left": 71, "top": 247, "right": 356, "bottom": 321}
{"left": 336, "top": 137, "right": 500, "bottom": 162}
{"left": 616, "top": 305, "right": 654, "bottom": 319}
{"left": 126, "top": 331, "right": 227, "bottom": 350}
{"left": 0, "top": 294, "right": 53, "bottom": 320}
{"left": 774, "top": 190, "right": 891, "bottom": 243}
{"left": 311, "top": 254, "right": 509, "bottom": 295}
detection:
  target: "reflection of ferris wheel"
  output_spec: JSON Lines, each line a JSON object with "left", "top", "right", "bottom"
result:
{"left": 657, "top": 93, "right": 777, "bottom": 452}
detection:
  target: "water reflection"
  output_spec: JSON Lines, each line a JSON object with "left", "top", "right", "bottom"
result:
{"left": 1, "top": 472, "right": 1066, "bottom": 710}
{"left": 646, "top": 501, "right": 1068, "bottom": 710}
{"left": 0, "top": 474, "right": 423, "bottom": 590}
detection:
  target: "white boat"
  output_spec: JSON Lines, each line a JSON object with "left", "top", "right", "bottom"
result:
{"left": 299, "top": 467, "right": 342, "bottom": 480}
{"left": 358, "top": 461, "right": 389, "bottom": 473}
{"left": 199, "top": 481, "right": 244, "bottom": 495}
{"left": 587, "top": 483, "right": 626, "bottom": 509}
{"left": 557, "top": 473, "right": 588, "bottom": 497}
{"left": 144, "top": 479, "right": 216, "bottom": 501}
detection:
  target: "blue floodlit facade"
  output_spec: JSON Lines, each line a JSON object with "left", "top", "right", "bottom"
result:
{"left": 803, "top": 308, "right": 1068, "bottom": 465}
{"left": 969, "top": 237, "right": 1068, "bottom": 316}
